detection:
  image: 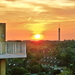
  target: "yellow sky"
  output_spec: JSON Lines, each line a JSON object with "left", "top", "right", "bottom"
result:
{"left": 0, "top": 0, "right": 75, "bottom": 40}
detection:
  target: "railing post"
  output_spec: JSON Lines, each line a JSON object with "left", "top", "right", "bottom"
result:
{"left": 14, "top": 42, "right": 16, "bottom": 54}
{"left": 25, "top": 42, "right": 26, "bottom": 54}
{"left": 13, "top": 43, "right": 14, "bottom": 54}
{"left": 0, "top": 43, "right": 2, "bottom": 55}
{"left": 5, "top": 42, "right": 7, "bottom": 54}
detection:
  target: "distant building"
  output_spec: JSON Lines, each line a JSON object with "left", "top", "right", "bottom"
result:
{"left": 39, "top": 56, "right": 65, "bottom": 67}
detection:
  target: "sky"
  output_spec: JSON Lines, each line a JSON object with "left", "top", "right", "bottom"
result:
{"left": 0, "top": 0, "right": 75, "bottom": 41}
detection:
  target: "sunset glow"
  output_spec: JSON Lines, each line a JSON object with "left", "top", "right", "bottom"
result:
{"left": 32, "top": 34, "right": 44, "bottom": 40}
{"left": 34, "top": 34, "right": 41, "bottom": 39}
{"left": 0, "top": 0, "right": 75, "bottom": 40}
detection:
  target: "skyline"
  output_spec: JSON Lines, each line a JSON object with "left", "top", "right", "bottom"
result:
{"left": 0, "top": 0, "right": 75, "bottom": 41}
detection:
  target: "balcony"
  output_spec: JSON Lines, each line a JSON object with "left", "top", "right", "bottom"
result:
{"left": 0, "top": 42, "right": 27, "bottom": 59}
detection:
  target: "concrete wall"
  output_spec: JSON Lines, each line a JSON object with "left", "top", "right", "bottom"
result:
{"left": 0, "top": 23, "right": 6, "bottom": 42}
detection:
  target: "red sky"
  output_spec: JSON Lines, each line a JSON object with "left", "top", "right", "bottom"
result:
{"left": 0, "top": 0, "right": 75, "bottom": 41}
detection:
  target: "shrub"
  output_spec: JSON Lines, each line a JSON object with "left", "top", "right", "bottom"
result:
{"left": 11, "top": 67, "right": 28, "bottom": 75}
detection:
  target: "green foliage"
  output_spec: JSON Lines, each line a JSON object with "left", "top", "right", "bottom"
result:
{"left": 11, "top": 67, "right": 20, "bottom": 75}
{"left": 38, "top": 72, "right": 46, "bottom": 75}
{"left": 11, "top": 67, "right": 28, "bottom": 75}
{"left": 35, "top": 52, "right": 44, "bottom": 60}
{"left": 22, "top": 73, "right": 30, "bottom": 75}
{"left": 30, "top": 65, "right": 41, "bottom": 73}
{"left": 27, "top": 51, "right": 34, "bottom": 59}
{"left": 58, "top": 68, "right": 71, "bottom": 75}
{"left": 7, "top": 40, "right": 75, "bottom": 75}
{"left": 29, "top": 59, "right": 39, "bottom": 67}
{"left": 53, "top": 69, "right": 61, "bottom": 75}
{"left": 56, "top": 46, "right": 75, "bottom": 66}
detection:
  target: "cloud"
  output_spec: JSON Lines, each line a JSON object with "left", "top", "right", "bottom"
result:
{"left": 0, "top": 0, "right": 75, "bottom": 32}
{"left": 67, "top": 0, "right": 75, "bottom": 2}
{"left": 26, "top": 23, "right": 47, "bottom": 34}
{"left": 5, "top": 0, "right": 17, "bottom": 1}
{"left": 0, "top": 4, "right": 6, "bottom": 8}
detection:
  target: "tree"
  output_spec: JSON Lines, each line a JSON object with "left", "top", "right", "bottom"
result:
{"left": 35, "top": 52, "right": 44, "bottom": 60}
{"left": 29, "top": 59, "right": 39, "bottom": 67}
{"left": 56, "top": 47, "right": 75, "bottom": 67}
{"left": 11, "top": 67, "right": 28, "bottom": 75}
{"left": 53, "top": 69, "right": 61, "bottom": 75}
{"left": 30, "top": 65, "right": 41, "bottom": 74}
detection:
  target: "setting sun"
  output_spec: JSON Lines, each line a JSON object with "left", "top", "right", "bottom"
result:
{"left": 31, "top": 34, "right": 44, "bottom": 40}
{"left": 34, "top": 34, "right": 41, "bottom": 39}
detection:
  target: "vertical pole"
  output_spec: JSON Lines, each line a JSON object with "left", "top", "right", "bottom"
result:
{"left": 58, "top": 28, "right": 60, "bottom": 41}
{"left": 5, "top": 42, "right": 7, "bottom": 54}
{"left": 58, "top": 24, "right": 60, "bottom": 41}
{"left": 0, "top": 43, "right": 2, "bottom": 54}
{"left": 13, "top": 43, "right": 14, "bottom": 54}
{"left": 0, "top": 59, "right": 6, "bottom": 75}
{"left": 14, "top": 42, "right": 16, "bottom": 54}
{"left": 25, "top": 42, "right": 26, "bottom": 54}
{"left": 0, "top": 23, "right": 6, "bottom": 75}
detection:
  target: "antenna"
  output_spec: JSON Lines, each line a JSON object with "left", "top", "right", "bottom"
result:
{"left": 58, "top": 24, "right": 60, "bottom": 41}
{"left": 59, "top": 23, "right": 60, "bottom": 28}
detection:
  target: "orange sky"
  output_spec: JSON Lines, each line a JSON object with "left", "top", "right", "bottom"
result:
{"left": 0, "top": 0, "right": 75, "bottom": 41}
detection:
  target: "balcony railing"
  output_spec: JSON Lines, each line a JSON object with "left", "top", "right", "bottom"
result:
{"left": 0, "top": 42, "right": 27, "bottom": 59}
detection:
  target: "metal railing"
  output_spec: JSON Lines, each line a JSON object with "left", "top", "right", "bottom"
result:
{"left": 0, "top": 42, "right": 26, "bottom": 55}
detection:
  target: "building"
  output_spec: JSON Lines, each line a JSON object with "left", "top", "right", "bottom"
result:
{"left": 39, "top": 56, "right": 65, "bottom": 67}
{"left": 0, "top": 23, "right": 27, "bottom": 75}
